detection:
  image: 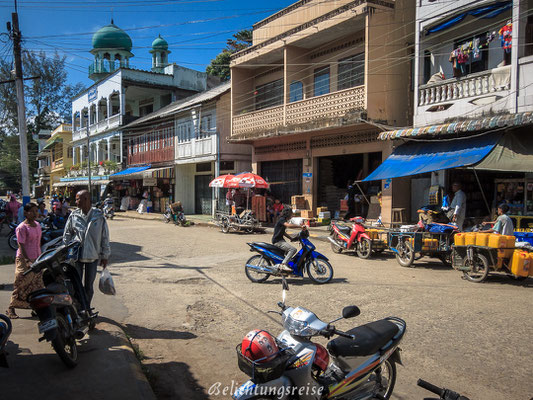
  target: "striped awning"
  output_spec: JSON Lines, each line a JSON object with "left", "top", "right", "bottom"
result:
{"left": 378, "top": 112, "right": 533, "bottom": 140}
{"left": 148, "top": 166, "right": 174, "bottom": 178}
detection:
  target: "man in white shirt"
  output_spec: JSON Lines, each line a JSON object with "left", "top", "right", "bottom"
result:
{"left": 450, "top": 182, "right": 466, "bottom": 230}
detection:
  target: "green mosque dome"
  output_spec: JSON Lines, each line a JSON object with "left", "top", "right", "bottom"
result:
{"left": 92, "top": 20, "right": 132, "bottom": 51}
{"left": 152, "top": 35, "right": 168, "bottom": 51}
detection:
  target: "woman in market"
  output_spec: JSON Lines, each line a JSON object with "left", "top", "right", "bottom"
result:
{"left": 5, "top": 202, "right": 44, "bottom": 319}
{"left": 6, "top": 194, "right": 20, "bottom": 223}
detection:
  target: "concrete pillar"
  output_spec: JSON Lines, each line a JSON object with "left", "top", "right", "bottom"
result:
{"left": 120, "top": 91, "right": 126, "bottom": 115}
{"left": 106, "top": 138, "right": 111, "bottom": 161}
{"left": 95, "top": 141, "right": 100, "bottom": 163}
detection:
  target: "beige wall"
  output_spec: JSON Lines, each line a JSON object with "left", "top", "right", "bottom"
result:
{"left": 216, "top": 92, "right": 252, "bottom": 162}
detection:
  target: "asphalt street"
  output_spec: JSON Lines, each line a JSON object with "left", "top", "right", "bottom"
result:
{"left": 101, "top": 217, "right": 532, "bottom": 400}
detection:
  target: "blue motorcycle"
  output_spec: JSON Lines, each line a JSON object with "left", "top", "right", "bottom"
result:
{"left": 245, "top": 230, "right": 334, "bottom": 284}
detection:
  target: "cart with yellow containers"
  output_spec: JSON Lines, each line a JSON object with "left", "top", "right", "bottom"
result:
{"left": 452, "top": 232, "right": 532, "bottom": 282}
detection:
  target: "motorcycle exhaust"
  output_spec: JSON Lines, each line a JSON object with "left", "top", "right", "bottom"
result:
{"left": 245, "top": 263, "right": 276, "bottom": 274}
{"left": 327, "top": 236, "right": 344, "bottom": 249}
{"left": 74, "top": 325, "right": 89, "bottom": 340}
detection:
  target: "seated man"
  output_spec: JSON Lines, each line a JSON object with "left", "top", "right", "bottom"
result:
{"left": 272, "top": 208, "right": 305, "bottom": 272}
{"left": 482, "top": 203, "right": 514, "bottom": 235}
{"left": 170, "top": 201, "right": 185, "bottom": 223}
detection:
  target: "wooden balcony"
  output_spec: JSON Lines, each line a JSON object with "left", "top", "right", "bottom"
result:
{"left": 232, "top": 86, "right": 365, "bottom": 137}
{"left": 128, "top": 146, "right": 174, "bottom": 165}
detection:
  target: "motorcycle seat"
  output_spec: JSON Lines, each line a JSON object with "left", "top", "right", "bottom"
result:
{"left": 327, "top": 319, "right": 399, "bottom": 358}
{"left": 337, "top": 226, "right": 351, "bottom": 234}
{"left": 28, "top": 283, "right": 68, "bottom": 299}
{"left": 251, "top": 242, "right": 286, "bottom": 257}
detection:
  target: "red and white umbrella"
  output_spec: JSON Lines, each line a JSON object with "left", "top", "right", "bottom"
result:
{"left": 233, "top": 173, "right": 270, "bottom": 189}
{"left": 209, "top": 174, "right": 235, "bottom": 188}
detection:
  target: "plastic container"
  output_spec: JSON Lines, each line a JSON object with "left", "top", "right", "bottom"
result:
{"left": 503, "top": 235, "right": 516, "bottom": 258}
{"left": 529, "top": 253, "right": 533, "bottom": 276}
{"left": 510, "top": 250, "right": 530, "bottom": 277}
{"left": 464, "top": 233, "right": 477, "bottom": 246}
{"left": 454, "top": 233, "right": 465, "bottom": 246}
{"left": 475, "top": 233, "right": 490, "bottom": 247}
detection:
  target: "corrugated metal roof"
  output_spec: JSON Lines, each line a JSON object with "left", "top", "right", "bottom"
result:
{"left": 378, "top": 112, "right": 533, "bottom": 140}
{"left": 123, "top": 81, "right": 230, "bottom": 129}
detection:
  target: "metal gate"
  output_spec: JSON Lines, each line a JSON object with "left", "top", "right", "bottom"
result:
{"left": 195, "top": 175, "right": 213, "bottom": 214}
{"left": 261, "top": 159, "right": 302, "bottom": 204}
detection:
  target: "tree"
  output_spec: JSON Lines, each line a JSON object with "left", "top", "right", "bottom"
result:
{"left": 0, "top": 50, "right": 85, "bottom": 191}
{"left": 206, "top": 30, "right": 252, "bottom": 82}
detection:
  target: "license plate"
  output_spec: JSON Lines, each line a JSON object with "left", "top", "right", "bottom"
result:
{"left": 38, "top": 318, "right": 58, "bottom": 333}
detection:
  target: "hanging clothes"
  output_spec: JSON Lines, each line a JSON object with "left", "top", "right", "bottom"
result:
{"left": 499, "top": 22, "right": 512, "bottom": 52}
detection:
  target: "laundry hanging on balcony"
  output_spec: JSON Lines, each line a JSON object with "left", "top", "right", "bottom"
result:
{"left": 425, "top": 2, "right": 513, "bottom": 35}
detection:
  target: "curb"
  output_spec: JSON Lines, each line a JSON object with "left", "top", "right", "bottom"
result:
{"left": 102, "top": 321, "right": 158, "bottom": 400}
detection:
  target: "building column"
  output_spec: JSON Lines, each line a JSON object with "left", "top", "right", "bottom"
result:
{"left": 106, "top": 138, "right": 111, "bottom": 161}
{"left": 120, "top": 91, "right": 126, "bottom": 115}
{"left": 95, "top": 141, "right": 100, "bottom": 164}
{"left": 119, "top": 133, "right": 123, "bottom": 164}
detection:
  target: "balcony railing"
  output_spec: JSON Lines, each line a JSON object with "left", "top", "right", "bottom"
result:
{"left": 233, "top": 86, "right": 365, "bottom": 136}
{"left": 418, "top": 66, "right": 511, "bottom": 106}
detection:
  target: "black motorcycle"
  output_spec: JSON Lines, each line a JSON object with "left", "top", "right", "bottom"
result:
{"left": 23, "top": 241, "right": 97, "bottom": 368}
{"left": 0, "top": 313, "right": 12, "bottom": 368}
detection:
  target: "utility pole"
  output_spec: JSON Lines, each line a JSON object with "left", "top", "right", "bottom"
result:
{"left": 10, "top": 9, "right": 31, "bottom": 205}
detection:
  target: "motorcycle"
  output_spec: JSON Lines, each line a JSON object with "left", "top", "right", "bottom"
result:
{"left": 245, "top": 229, "right": 334, "bottom": 284}
{"left": 163, "top": 206, "right": 187, "bottom": 226}
{"left": 103, "top": 203, "right": 115, "bottom": 220}
{"left": 0, "top": 199, "right": 7, "bottom": 233}
{"left": 234, "top": 281, "right": 406, "bottom": 400}
{"left": 417, "top": 379, "right": 470, "bottom": 400}
{"left": 0, "top": 313, "right": 12, "bottom": 368}
{"left": 23, "top": 241, "right": 97, "bottom": 368}
{"left": 329, "top": 217, "right": 373, "bottom": 259}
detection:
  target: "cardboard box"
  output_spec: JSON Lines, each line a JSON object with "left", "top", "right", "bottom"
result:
{"left": 301, "top": 210, "right": 315, "bottom": 219}
{"left": 317, "top": 207, "right": 328, "bottom": 213}
{"left": 318, "top": 211, "right": 331, "bottom": 219}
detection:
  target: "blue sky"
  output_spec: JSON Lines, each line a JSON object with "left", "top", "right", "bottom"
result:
{"left": 0, "top": 0, "right": 295, "bottom": 87}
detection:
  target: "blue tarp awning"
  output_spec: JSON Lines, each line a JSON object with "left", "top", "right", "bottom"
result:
{"left": 363, "top": 133, "right": 500, "bottom": 182}
{"left": 110, "top": 165, "right": 150, "bottom": 177}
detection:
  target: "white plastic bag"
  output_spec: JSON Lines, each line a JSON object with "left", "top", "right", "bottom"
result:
{"left": 99, "top": 268, "right": 116, "bottom": 295}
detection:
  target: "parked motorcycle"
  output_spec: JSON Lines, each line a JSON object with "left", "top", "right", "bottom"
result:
{"left": 245, "top": 229, "right": 333, "bottom": 284}
{"left": 163, "top": 206, "right": 187, "bottom": 226}
{"left": 417, "top": 379, "right": 470, "bottom": 400}
{"left": 0, "top": 199, "right": 7, "bottom": 234}
{"left": 0, "top": 314, "right": 12, "bottom": 367}
{"left": 234, "top": 285, "right": 406, "bottom": 399}
{"left": 329, "top": 217, "right": 373, "bottom": 259}
{"left": 103, "top": 203, "right": 115, "bottom": 220}
{"left": 23, "top": 241, "right": 97, "bottom": 368}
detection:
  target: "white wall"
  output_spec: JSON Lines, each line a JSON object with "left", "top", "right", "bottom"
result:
{"left": 175, "top": 164, "right": 195, "bottom": 214}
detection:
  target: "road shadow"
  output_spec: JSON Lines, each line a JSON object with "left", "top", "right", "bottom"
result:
{"left": 98, "top": 316, "right": 197, "bottom": 341}
{"left": 111, "top": 241, "right": 151, "bottom": 263}
{"left": 477, "top": 273, "right": 533, "bottom": 287}
{"left": 262, "top": 277, "right": 348, "bottom": 286}
{"left": 143, "top": 360, "right": 209, "bottom": 400}
{"left": 0, "top": 283, "right": 14, "bottom": 291}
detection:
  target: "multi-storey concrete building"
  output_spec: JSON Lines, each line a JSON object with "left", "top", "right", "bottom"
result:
{"left": 117, "top": 82, "right": 251, "bottom": 215}
{"left": 371, "top": 0, "right": 533, "bottom": 225}
{"left": 63, "top": 21, "right": 218, "bottom": 199}
{"left": 40, "top": 124, "right": 74, "bottom": 194}
{"left": 229, "top": 0, "right": 415, "bottom": 223}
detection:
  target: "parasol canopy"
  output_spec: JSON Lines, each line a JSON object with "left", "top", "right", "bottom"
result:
{"left": 209, "top": 174, "right": 235, "bottom": 188}
{"left": 233, "top": 172, "right": 270, "bottom": 189}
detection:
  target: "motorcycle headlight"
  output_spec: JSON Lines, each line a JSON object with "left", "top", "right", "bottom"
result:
{"left": 284, "top": 316, "right": 319, "bottom": 337}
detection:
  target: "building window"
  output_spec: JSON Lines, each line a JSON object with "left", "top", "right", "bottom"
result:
{"left": 67, "top": 146, "right": 73, "bottom": 158}
{"left": 139, "top": 104, "right": 154, "bottom": 117}
{"left": 453, "top": 33, "right": 489, "bottom": 76}
{"left": 199, "top": 115, "right": 213, "bottom": 139}
{"left": 178, "top": 122, "right": 192, "bottom": 143}
{"left": 314, "top": 66, "right": 330, "bottom": 96}
{"left": 220, "top": 161, "right": 234, "bottom": 171}
{"left": 196, "top": 162, "right": 211, "bottom": 172}
{"left": 337, "top": 53, "right": 364, "bottom": 90}
{"left": 255, "top": 79, "right": 283, "bottom": 110}
{"left": 289, "top": 81, "right": 303, "bottom": 102}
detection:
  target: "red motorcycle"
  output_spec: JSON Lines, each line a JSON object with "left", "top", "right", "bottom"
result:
{"left": 328, "top": 217, "right": 372, "bottom": 259}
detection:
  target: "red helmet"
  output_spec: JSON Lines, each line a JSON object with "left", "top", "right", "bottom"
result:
{"left": 241, "top": 330, "right": 279, "bottom": 363}
{"left": 313, "top": 343, "right": 329, "bottom": 372}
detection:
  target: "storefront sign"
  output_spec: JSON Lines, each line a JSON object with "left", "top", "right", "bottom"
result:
{"left": 143, "top": 177, "right": 157, "bottom": 186}
{"left": 303, "top": 172, "right": 312, "bottom": 178}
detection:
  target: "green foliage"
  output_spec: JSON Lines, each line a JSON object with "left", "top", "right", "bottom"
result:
{"left": 206, "top": 29, "right": 252, "bottom": 82}
{"left": 0, "top": 50, "right": 85, "bottom": 191}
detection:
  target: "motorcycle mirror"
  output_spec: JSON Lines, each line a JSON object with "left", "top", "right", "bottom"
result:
{"left": 342, "top": 306, "right": 360, "bottom": 319}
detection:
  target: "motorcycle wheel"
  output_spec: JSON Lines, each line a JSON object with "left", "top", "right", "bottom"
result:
{"left": 244, "top": 255, "right": 270, "bottom": 283}
{"left": 220, "top": 216, "right": 230, "bottom": 233}
{"left": 51, "top": 314, "right": 78, "bottom": 368}
{"left": 306, "top": 259, "right": 333, "bottom": 284}
{"left": 462, "top": 254, "right": 489, "bottom": 283}
{"left": 373, "top": 359, "right": 396, "bottom": 399}
{"left": 356, "top": 238, "right": 372, "bottom": 259}
{"left": 330, "top": 233, "right": 343, "bottom": 254}
{"left": 395, "top": 241, "right": 415, "bottom": 268}
{"left": 8, "top": 233, "right": 17, "bottom": 250}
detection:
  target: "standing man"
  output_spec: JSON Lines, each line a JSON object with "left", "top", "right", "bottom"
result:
{"left": 344, "top": 180, "right": 356, "bottom": 220}
{"left": 450, "top": 182, "right": 467, "bottom": 230}
{"left": 63, "top": 190, "right": 110, "bottom": 309}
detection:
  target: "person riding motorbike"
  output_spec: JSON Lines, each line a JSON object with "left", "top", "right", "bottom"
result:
{"left": 170, "top": 201, "right": 185, "bottom": 224}
{"left": 272, "top": 207, "right": 306, "bottom": 272}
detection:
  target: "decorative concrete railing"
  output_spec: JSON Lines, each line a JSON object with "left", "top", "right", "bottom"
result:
{"left": 232, "top": 85, "right": 365, "bottom": 135}
{"left": 233, "top": 105, "right": 284, "bottom": 135}
{"left": 418, "top": 66, "right": 511, "bottom": 106}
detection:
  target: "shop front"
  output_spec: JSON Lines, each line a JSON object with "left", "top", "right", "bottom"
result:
{"left": 367, "top": 122, "right": 533, "bottom": 229}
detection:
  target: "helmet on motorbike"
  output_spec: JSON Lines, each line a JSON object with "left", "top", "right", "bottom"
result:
{"left": 313, "top": 343, "right": 329, "bottom": 372}
{"left": 241, "top": 330, "right": 279, "bottom": 363}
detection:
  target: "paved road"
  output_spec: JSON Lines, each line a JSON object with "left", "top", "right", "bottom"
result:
{"left": 98, "top": 217, "right": 533, "bottom": 400}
